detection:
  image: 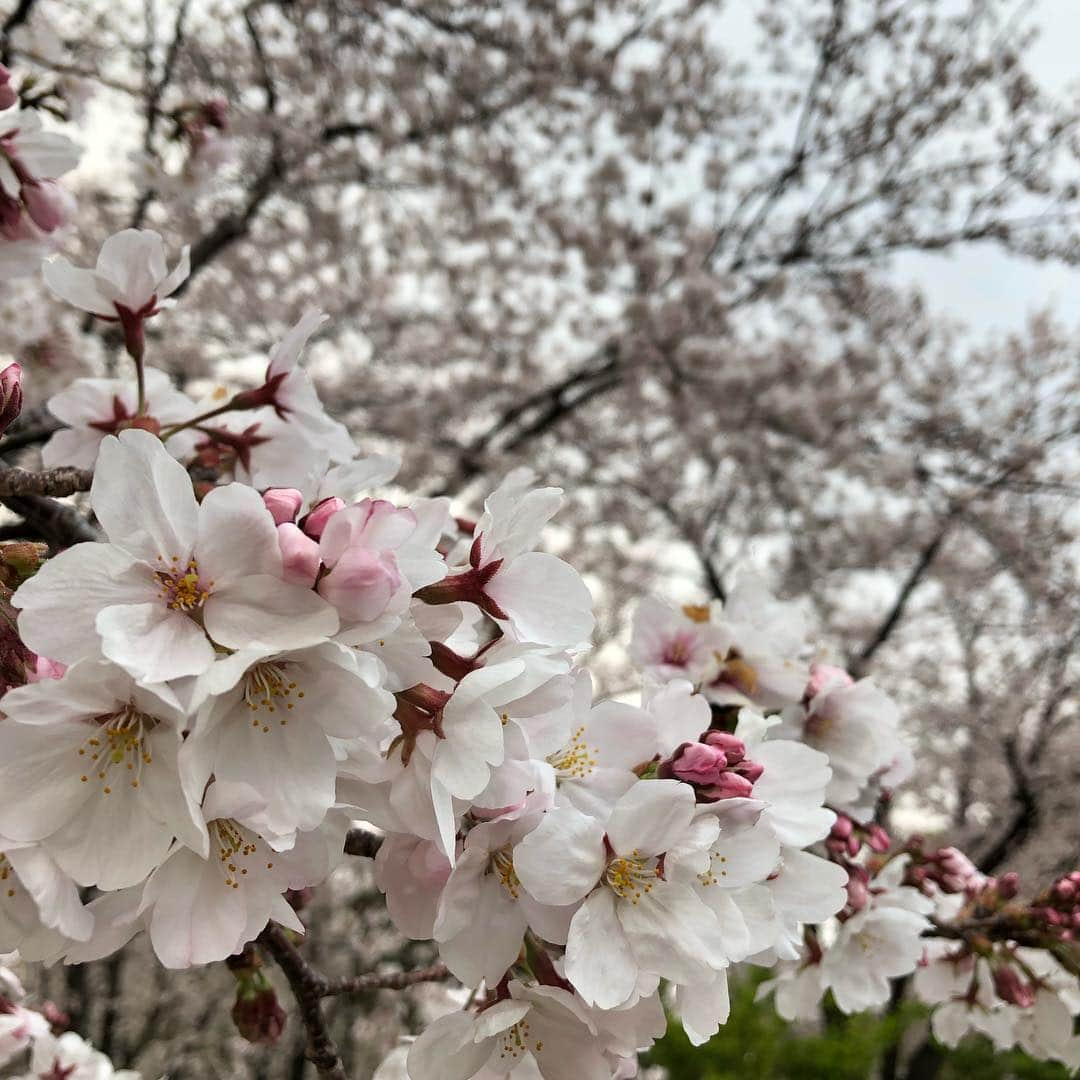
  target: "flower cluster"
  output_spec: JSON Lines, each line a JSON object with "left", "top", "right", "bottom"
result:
{"left": 0, "top": 954, "right": 138, "bottom": 1078}
{"left": 0, "top": 213, "right": 1076, "bottom": 1079}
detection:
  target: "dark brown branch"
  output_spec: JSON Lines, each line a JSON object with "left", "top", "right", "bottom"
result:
{"left": 322, "top": 963, "right": 450, "bottom": 997}
{"left": 976, "top": 734, "right": 1039, "bottom": 874}
{"left": 259, "top": 924, "right": 348, "bottom": 1080}
{"left": 0, "top": 492, "right": 99, "bottom": 547}
{"left": 0, "top": 466, "right": 92, "bottom": 497}
{"left": 848, "top": 518, "right": 953, "bottom": 676}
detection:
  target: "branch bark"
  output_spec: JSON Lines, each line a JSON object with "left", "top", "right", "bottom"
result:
{"left": 0, "top": 466, "right": 93, "bottom": 497}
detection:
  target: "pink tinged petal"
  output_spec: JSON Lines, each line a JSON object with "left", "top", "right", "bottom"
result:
{"left": 93, "top": 430, "right": 199, "bottom": 562}
{"left": 4, "top": 847, "right": 93, "bottom": 942}
{"left": 513, "top": 805, "right": 606, "bottom": 906}
{"left": 705, "top": 821, "right": 782, "bottom": 889}
{"left": 195, "top": 482, "right": 282, "bottom": 584}
{"left": 94, "top": 229, "right": 166, "bottom": 309}
{"left": 606, "top": 779, "right": 695, "bottom": 858}
{"left": 97, "top": 601, "right": 216, "bottom": 683}
{"left": 564, "top": 888, "right": 638, "bottom": 1009}
{"left": 769, "top": 848, "right": 849, "bottom": 923}
{"left": 407, "top": 1011, "right": 503, "bottom": 1080}
{"left": 438, "top": 874, "right": 529, "bottom": 988}
{"left": 619, "top": 883, "right": 727, "bottom": 984}
{"left": 317, "top": 545, "right": 400, "bottom": 622}
{"left": 40, "top": 427, "right": 107, "bottom": 469}
{"left": 44, "top": 779, "right": 174, "bottom": 890}
{"left": 586, "top": 699, "right": 659, "bottom": 771}
{"left": 486, "top": 552, "right": 594, "bottom": 647}
{"left": 143, "top": 849, "right": 250, "bottom": 968}
{"left": 12, "top": 542, "right": 146, "bottom": 665}
{"left": 156, "top": 244, "right": 190, "bottom": 299}
{"left": 267, "top": 309, "right": 327, "bottom": 379}
{"left": 203, "top": 575, "right": 338, "bottom": 651}
{"left": 375, "top": 834, "right": 450, "bottom": 940}
{"left": 211, "top": 700, "right": 338, "bottom": 835}
{"left": 41, "top": 256, "right": 114, "bottom": 316}
{"left": 0, "top": 721, "right": 97, "bottom": 840}
{"left": 677, "top": 971, "right": 731, "bottom": 1047}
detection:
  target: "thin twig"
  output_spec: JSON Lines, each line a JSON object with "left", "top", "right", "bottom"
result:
{"left": 322, "top": 963, "right": 450, "bottom": 997}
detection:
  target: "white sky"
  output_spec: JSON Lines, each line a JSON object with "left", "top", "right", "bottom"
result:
{"left": 891, "top": 0, "right": 1080, "bottom": 334}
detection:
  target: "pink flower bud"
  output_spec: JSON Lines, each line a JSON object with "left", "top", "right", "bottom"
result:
{"left": 1052, "top": 878, "right": 1076, "bottom": 902}
{"left": 866, "top": 824, "right": 891, "bottom": 853}
{"left": 0, "top": 65, "right": 17, "bottom": 111}
{"left": 734, "top": 759, "right": 764, "bottom": 783}
{"left": 232, "top": 979, "right": 286, "bottom": 1046}
{"left": 301, "top": 496, "right": 344, "bottom": 540}
{"left": 671, "top": 742, "right": 729, "bottom": 785}
{"left": 317, "top": 546, "right": 401, "bottom": 622}
{"left": 20, "top": 180, "right": 67, "bottom": 233}
{"left": 805, "top": 662, "right": 854, "bottom": 700}
{"left": 0, "top": 362, "right": 22, "bottom": 436}
{"left": 831, "top": 815, "right": 854, "bottom": 840}
{"left": 276, "top": 523, "right": 320, "bottom": 588}
{"left": 700, "top": 772, "right": 755, "bottom": 801}
{"left": 262, "top": 487, "right": 304, "bottom": 525}
{"left": 846, "top": 868, "right": 869, "bottom": 912}
{"left": 997, "top": 871, "right": 1020, "bottom": 900}
{"left": 701, "top": 730, "right": 746, "bottom": 764}
{"left": 992, "top": 965, "right": 1035, "bottom": 1008}
{"left": 0, "top": 193, "right": 23, "bottom": 240}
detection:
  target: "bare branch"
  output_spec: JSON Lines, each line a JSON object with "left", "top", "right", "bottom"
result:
{"left": 0, "top": 466, "right": 93, "bottom": 498}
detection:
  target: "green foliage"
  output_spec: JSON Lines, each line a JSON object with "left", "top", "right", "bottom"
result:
{"left": 645, "top": 973, "right": 1072, "bottom": 1080}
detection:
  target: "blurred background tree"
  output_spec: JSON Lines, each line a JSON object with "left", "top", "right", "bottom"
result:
{"left": 0, "top": 0, "right": 1077, "bottom": 1076}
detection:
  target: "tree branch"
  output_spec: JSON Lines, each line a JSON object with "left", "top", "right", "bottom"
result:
{"left": 0, "top": 466, "right": 93, "bottom": 497}
{"left": 322, "top": 963, "right": 450, "bottom": 997}
{"left": 343, "top": 827, "right": 383, "bottom": 859}
{"left": 259, "top": 924, "right": 348, "bottom": 1080}
{"left": 848, "top": 517, "right": 953, "bottom": 676}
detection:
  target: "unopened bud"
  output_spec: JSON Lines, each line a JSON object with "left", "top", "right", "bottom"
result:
{"left": 996, "top": 872, "right": 1020, "bottom": 900}
{"left": 734, "top": 759, "right": 764, "bottom": 783}
{"left": 0, "top": 65, "right": 17, "bottom": 111}
{"left": 0, "top": 362, "right": 22, "bottom": 436}
{"left": 20, "top": 180, "right": 67, "bottom": 233}
{"left": 231, "top": 972, "right": 286, "bottom": 1046}
{"left": 669, "top": 742, "right": 728, "bottom": 785}
{"left": 300, "top": 496, "right": 344, "bottom": 540}
{"left": 277, "top": 523, "right": 320, "bottom": 588}
{"left": 846, "top": 867, "right": 869, "bottom": 912}
{"left": 992, "top": 965, "right": 1035, "bottom": 1008}
{"left": 700, "top": 771, "right": 755, "bottom": 801}
{"left": 318, "top": 546, "right": 401, "bottom": 622}
{"left": 263, "top": 487, "right": 304, "bottom": 525}
{"left": 805, "top": 662, "right": 854, "bottom": 700}
{"left": 1052, "top": 878, "right": 1076, "bottom": 902}
{"left": 701, "top": 730, "right": 746, "bottom": 764}
{"left": 866, "top": 824, "right": 891, "bottom": 853}
{"left": 830, "top": 815, "right": 854, "bottom": 840}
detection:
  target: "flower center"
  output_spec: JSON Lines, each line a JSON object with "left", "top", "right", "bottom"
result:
{"left": 210, "top": 818, "right": 274, "bottom": 891}
{"left": 605, "top": 851, "right": 661, "bottom": 903}
{"left": 490, "top": 846, "right": 521, "bottom": 900}
{"left": 498, "top": 1015, "right": 541, "bottom": 1064}
{"left": 76, "top": 704, "right": 155, "bottom": 795}
{"left": 155, "top": 556, "right": 212, "bottom": 611}
{"left": 698, "top": 851, "right": 731, "bottom": 887}
{"left": 662, "top": 633, "right": 696, "bottom": 667}
{"left": 242, "top": 662, "right": 304, "bottom": 732}
{"left": 548, "top": 724, "right": 599, "bottom": 781}
{"left": 713, "top": 650, "right": 758, "bottom": 696}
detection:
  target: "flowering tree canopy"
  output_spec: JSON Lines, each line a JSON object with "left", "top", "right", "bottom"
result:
{"left": 0, "top": 2, "right": 1077, "bottom": 1078}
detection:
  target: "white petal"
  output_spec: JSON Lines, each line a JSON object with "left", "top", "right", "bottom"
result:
{"left": 564, "top": 889, "right": 638, "bottom": 1009}
{"left": 41, "top": 256, "right": 113, "bottom": 316}
{"left": 92, "top": 429, "right": 199, "bottom": 562}
{"left": 203, "top": 576, "right": 338, "bottom": 651}
{"left": 606, "top": 779, "right": 695, "bottom": 858}
{"left": 487, "top": 552, "right": 594, "bottom": 647}
{"left": 97, "top": 602, "right": 216, "bottom": 682}
{"left": 195, "top": 482, "right": 281, "bottom": 585}
{"left": 514, "top": 805, "right": 605, "bottom": 906}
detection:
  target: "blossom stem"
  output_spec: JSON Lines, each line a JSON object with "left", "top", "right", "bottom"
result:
{"left": 158, "top": 399, "right": 245, "bottom": 440}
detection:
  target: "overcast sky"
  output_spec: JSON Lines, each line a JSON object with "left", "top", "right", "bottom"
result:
{"left": 890, "top": 0, "right": 1080, "bottom": 337}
